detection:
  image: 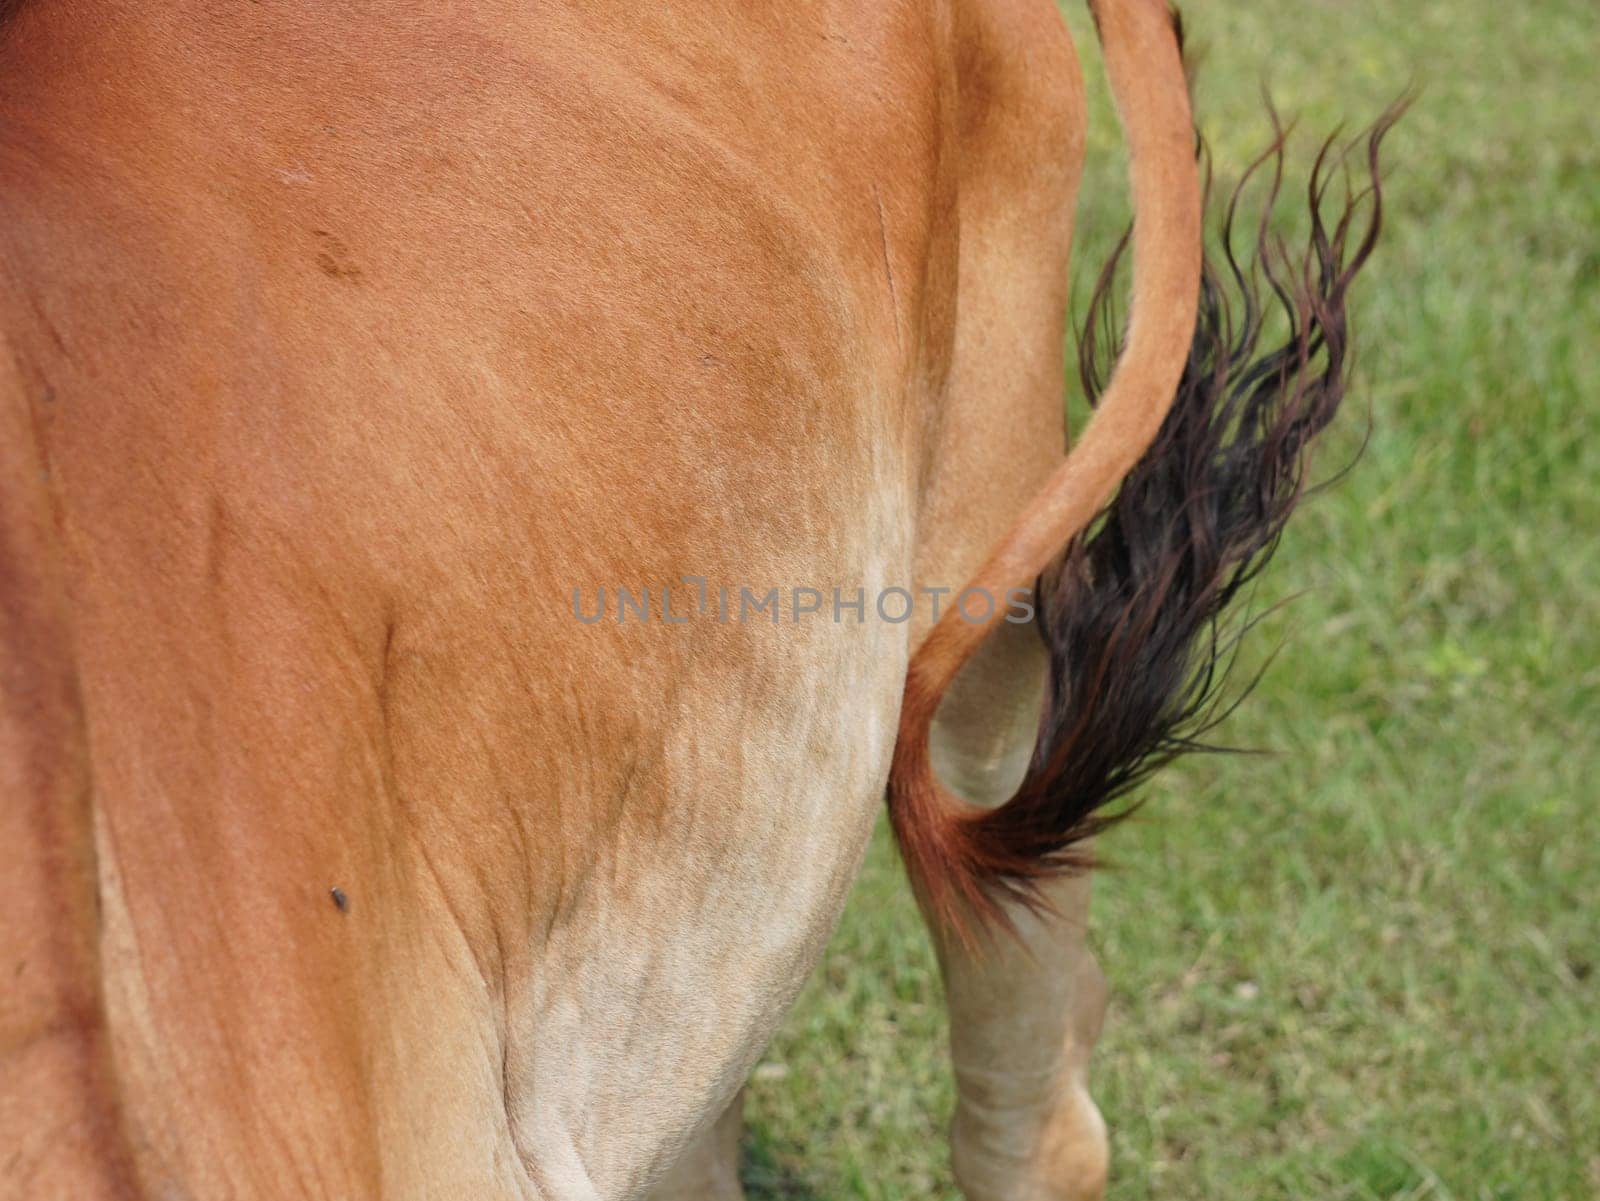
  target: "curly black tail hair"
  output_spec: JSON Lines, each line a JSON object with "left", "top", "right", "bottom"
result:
{"left": 979, "top": 106, "right": 1407, "bottom": 887}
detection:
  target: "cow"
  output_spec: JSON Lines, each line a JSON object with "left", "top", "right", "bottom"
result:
{"left": 0, "top": 1, "right": 1391, "bottom": 1198}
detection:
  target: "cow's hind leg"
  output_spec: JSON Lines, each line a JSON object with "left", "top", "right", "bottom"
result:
{"left": 935, "top": 883, "right": 1111, "bottom": 1201}
{"left": 642, "top": 901, "right": 1109, "bottom": 1201}
{"left": 913, "top": 2, "right": 1110, "bottom": 1196}
{"left": 922, "top": 637, "right": 1111, "bottom": 1201}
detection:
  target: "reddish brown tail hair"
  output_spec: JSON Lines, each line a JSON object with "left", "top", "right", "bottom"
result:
{"left": 887, "top": 1, "right": 1401, "bottom": 941}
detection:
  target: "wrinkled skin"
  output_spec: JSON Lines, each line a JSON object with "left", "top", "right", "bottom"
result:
{"left": 1, "top": 1, "right": 1113, "bottom": 1197}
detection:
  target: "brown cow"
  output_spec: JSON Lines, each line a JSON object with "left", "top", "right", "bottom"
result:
{"left": 0, "top": 1, "right": 1388, "bottom": 1198}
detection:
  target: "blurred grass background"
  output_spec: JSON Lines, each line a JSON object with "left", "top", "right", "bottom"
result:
{"left": 740, "top": 1, "right": 1599, "bottom": 1198}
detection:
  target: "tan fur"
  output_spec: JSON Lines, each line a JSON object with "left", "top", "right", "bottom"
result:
{"left": 2, "top": 2, "right": 1186, "bottom": 1198}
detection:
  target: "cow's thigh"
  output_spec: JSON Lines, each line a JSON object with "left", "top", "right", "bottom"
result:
{"left": 646, "top": 1, "right": 1113, "bottom": 1198}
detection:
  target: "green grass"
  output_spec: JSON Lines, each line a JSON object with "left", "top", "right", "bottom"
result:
{"left": 741, "top": 2, "right": 1600, "bottom": 1198}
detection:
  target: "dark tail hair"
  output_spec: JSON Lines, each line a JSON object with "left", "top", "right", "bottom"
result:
{"left": 889, "top": 105, "right": 1404, "bottom": 942}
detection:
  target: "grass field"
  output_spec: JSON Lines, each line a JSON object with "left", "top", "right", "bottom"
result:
{"left": 740, "top": 2, "right": 1599, "bottom": 1198}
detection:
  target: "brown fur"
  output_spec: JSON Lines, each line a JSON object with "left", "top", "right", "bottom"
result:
{"left": 1, "top": 3, "right": 958, "bottom": 1193}
{"left": 0, "top": 1, "right": 1375, "bottom": 1196}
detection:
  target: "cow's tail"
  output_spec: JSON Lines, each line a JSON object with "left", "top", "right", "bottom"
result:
{"left": 886, "top": 0, "right": 1401, "bottom": 941}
